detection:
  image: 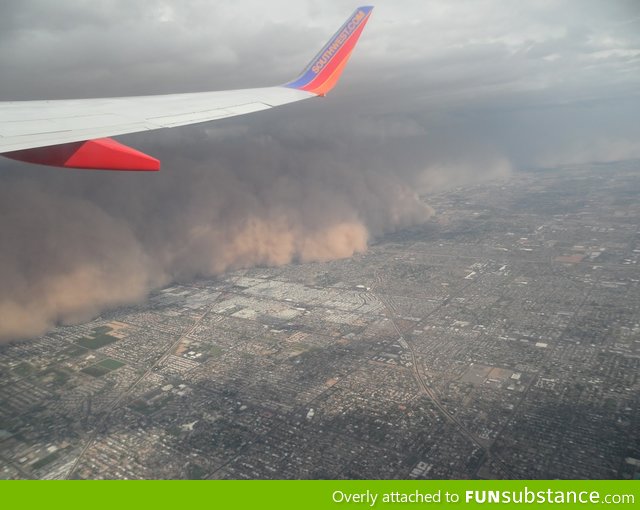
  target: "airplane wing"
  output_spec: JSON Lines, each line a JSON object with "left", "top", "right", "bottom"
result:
{"left": 0, "top": 6, "right": 373, "bottom": 171}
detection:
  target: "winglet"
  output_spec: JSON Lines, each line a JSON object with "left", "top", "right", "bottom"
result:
{"left": 285, "top": 6, "right": 373, "bottom": 96}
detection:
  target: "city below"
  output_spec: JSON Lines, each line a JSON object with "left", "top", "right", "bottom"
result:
{"left": 1, "top": 160, "right": 639, "bottom": 479}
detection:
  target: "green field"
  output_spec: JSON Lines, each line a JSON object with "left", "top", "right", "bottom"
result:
{"left": 98, "top": 358, "right": 125, "bottom": 370}
{"left": 81, "top": 365, "right": 111, "bottom": 377}
{"left": 31, "top": 451, "right": 60, "bottom": 470}
{"left": 81, "top": 358, "right": 125, "bottom": 378}
{"left": 61, "top": 345, "right": 89, "bottom": 357}
{"left": 92, "top": 325, "right": 113, "bottom": 335}
{"left": 76, "top": 333, "right": 117, "bottom": 350}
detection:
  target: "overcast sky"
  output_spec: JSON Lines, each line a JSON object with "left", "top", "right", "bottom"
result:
{"left": 1, "top": 0, "right": 639, "bottom": 340}
{"left": 2, "top": 0, "right": 639, "bottom": 164}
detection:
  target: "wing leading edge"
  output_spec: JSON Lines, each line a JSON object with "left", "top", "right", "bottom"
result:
{"left": 0, "top": 6, "right": 373, "bottom": 171}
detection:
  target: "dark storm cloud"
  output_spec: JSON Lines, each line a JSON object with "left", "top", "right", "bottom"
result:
{"left": 0, "top": 0, "right": 638, "bottom": 340}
